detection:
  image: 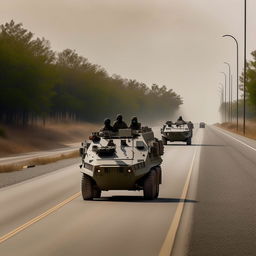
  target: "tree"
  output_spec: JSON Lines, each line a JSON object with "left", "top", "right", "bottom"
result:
{"left": 0, "top": 20, "right": 183, "bottom": 126}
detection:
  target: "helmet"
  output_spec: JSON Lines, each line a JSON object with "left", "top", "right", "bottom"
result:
{"left": 116, "top": 114, "right": 123, "bottom": 122}
{"left": 104, "top": 118, "right": 111, "bottom": 125}
{"left": 131, "top": 116, "right": 138, "bottom": 123}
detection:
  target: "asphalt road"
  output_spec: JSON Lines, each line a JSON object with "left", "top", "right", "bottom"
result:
{"left": 186, "top": 126, "right": 256, "bottom": 256}
{"left": 0, "top": 143, "right": 80, "bottom": 165}
{"left": 0, "top": 126, "right": 255, "bottom": 256}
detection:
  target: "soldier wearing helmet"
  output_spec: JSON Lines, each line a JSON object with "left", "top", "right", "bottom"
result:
{"left": 113, "top": 114, "right": 128, "bottom": 132}
{"left": 175, "top": 116, "right": 186, "bottom": 126}
{"left": 129, "top": 116, "right": 141, "bottom": 130}
{"left": 100, "top": 118, "right": 114, "bottom": 132}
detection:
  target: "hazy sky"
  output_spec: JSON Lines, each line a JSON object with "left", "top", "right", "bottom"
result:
{"left": 1, "top": 0, "right": 256, "bottom": 123}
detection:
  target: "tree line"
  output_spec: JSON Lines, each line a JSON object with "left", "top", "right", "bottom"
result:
{"left": 0, "top": 20, "right": 183, "bottom": 126}
{"left": 244, "top": 50, "right": 256, "bottom": 111}
{"left": 219, "top": 50, "right": 256, "bottom": 121}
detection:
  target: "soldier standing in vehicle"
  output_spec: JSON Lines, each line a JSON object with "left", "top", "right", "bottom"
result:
{"left": 176, "top": 116, "right": 186, "bottom": 126}
{"left": 129, "top": 116, "right": 141, "bottom": 130}
{"left": 113, "top": 114, "right": 128, "bottom": 132}
{"left": 100, "top": 118, "right": 114, "bottom": 132}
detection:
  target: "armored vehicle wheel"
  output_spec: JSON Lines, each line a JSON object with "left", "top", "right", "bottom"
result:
{"left": 143, "top": 170, "right": 157, "bottom": 200}
{"left": 93, "top": 187, "right": 101, "bottom": 198}
{"left": 162, "top": 136, "right": 167, "bottom": 145}
{"left": 155, "top": 166, "right": 162, "bottom": 198}
{"left": 155, "top": 176, "right": 159, "bottom": 199}
{"left": 187, "top": 138, "right": 192, "bottom": 145}
{"left": 81, "top": 174, "right": 94, "bottom": 200}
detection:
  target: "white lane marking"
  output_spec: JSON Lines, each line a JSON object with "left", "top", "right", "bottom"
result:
{"left": 159, "top": 142, "right": 199, "bottom": 256}
{"left": 214, "top": 127, "right": 256, "bottom": 152}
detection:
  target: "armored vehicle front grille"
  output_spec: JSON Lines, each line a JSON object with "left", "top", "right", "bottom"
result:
{"left": 94, "top": 166, "right": 134, "bottom": 176}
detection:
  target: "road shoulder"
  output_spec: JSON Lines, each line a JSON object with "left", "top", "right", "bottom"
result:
{"left": 0, "top": 157, "right": 80, "bottom": 189}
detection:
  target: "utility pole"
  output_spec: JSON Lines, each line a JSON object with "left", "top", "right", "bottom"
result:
{"left": 243, "top": 0, "right": 247, "bottom": 135}
{"left": 224, "top": 62, "right": 231, "bottom": 122}
{"left": 223, "top": 35, "right": 239, "bottom": 130}
{"left": 221, "top": 72, "right": 227, "bottom": 123}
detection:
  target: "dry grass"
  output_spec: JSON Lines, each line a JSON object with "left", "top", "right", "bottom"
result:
{"left": 217, "top": 120, "right": 256, "bottom": 140}
{"left": 0, "top": 122, "right": 99, "bottom": 157}
{"left": 0, "top": 150, "right": 79, "bottom": 173}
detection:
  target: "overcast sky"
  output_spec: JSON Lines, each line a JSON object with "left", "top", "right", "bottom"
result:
{"left": 1, "top": 0, "right": 256, "bottom": 123}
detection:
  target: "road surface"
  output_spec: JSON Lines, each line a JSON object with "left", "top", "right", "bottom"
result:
{"left": 0, "top": 126, "right": 256, "bottom": 256}
{"left": 0, "top": 143, "right": 80, "bottom": 165}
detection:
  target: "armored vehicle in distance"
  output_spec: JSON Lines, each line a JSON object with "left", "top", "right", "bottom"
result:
{"left": 161, "top": 121, "right": 193, "bottom": 145}
{"left": 79, "top": 127, "right": 164, "bottom": 200}
{"left": 199, "top": 122, "right": 206, "bottom": 128}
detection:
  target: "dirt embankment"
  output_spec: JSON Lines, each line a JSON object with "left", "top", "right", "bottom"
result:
{"left": 0, "top": 122, "right": 100, "bottom": 157}
{"left": 217, "top": 121, "right": 256, "bottom": 140}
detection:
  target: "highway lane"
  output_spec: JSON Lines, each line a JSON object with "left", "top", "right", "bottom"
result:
{"left": 0, "top": 127, "right": 202, "bottom": 256}
{"left": 186, "top": 126, "right": 256, "bottom": 256}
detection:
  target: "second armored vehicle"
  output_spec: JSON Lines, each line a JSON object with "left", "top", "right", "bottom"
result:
{"left": 79, "top": 127, "right": 164, "bottom": 200}
{"left": 161, "top": 121, "right": 193, "bottom": 145}
{"left": 199, "top": 122, "right": 206, "bottom": 128}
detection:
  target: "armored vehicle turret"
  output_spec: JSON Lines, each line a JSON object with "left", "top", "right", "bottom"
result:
{"left": 79, "top": 127, "right": 164, "bottom": 200}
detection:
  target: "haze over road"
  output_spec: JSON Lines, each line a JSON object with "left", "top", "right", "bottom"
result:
{"left": 0, "top": 126, "right": 256, "bottom": 256}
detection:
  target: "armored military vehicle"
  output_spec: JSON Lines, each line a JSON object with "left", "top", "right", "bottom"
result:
{"left": 79, "top": 127, "right": 164, "bottom": 200}
{"left": 161, "top": 121, "right": 193, "bottom": 145}
{"left": 199, "top": 122, "right": 206, "bottom": 128}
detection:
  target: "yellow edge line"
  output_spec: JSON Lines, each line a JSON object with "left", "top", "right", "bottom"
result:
{"left": 0, "top": 192, "right": 81, "bottom": 244}
{"left": 159, "top": 149, "right": 197, "bottom": 256}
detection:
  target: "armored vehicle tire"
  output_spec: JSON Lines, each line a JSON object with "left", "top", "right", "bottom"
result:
{"left": 155, "top": 167, "right": 161, "bottom": 198}
{"left": 187, "top": 138, "right": 192, "bottom": 145}
{"left": 81, "top": 174, "right": 93, "bottom": 200}
{"left": 162, "top": 136, "right": 167, "bottom": 145}
{"left": 93, "top": 187, "right": 101, "bottom": 198}
{"left": 143, "top": 170, "right": 157, "bottom": 200}
{"left": 155, "top": 174, "right": 159, "bottom": 198}
{"left": 81, "top": 174, "right": 101, "bottom": 200}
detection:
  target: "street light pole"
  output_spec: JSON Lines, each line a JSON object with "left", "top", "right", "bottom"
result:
{"left": 222, "top": 34, "right": 239, "bottom": 130}
{"left": 243, "top": 0, "right": 247, "bottom": 135}
{"left": 219, "top": 83, "right": 224, "bottom": 122}
{"left": 224, "top": 62, "right": 231, "bottom": 122}
{"left": 221, "top": 72, "right": 227, "bottom": 122}
{"left": 231, "top": 74, "right": 233, "bottom": 122}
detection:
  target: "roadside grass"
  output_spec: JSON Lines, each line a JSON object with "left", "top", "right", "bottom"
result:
{"left": 0, "top": 150, "right": 79, "bottom": 173}
{"left": 217, "top": 121, "right": 256, "bottom": 140}
{"left": 0, "top": 122, "right": 99, "bottom": 157}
